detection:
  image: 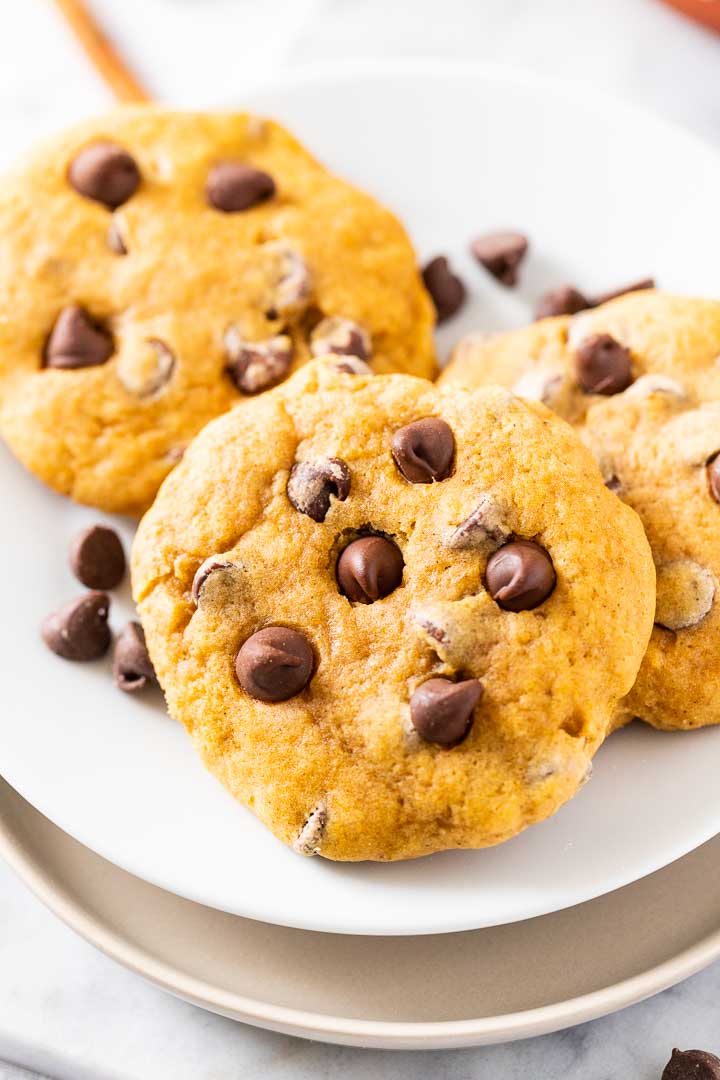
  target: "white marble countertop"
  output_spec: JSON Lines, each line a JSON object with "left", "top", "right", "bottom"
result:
{"left": 2, "top": 1, "right": 720, "bottom": 1076}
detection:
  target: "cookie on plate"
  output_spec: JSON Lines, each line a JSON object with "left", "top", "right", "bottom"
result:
{"left": 132, "top": 358, "right": 654, "bottom": 861}
{"left": 0, "top": 108, "right": 435, "bottom": 514}
{"left": 440, "top": 291, "right": 720, "bottom": 730}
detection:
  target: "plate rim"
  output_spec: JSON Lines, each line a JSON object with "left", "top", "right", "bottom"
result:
{"left": 3, "top": 58, "right": 720, "bottom": 939}
{"left": 2, "top": 775, "right": 720, "bottom": 1050}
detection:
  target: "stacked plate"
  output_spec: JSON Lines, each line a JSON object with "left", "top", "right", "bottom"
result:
{"left": 2, "top": 63, "right": 720, "bottom": 1048}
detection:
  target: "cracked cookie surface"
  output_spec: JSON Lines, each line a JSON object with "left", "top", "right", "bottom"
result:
{"left": 132, "top": 358, "right": 654, "bottom": 861}
{"left": 0, "top": 107, "right": 434, "bottom": 514}
{"left": 440, "top": 291, "right": 720, "bottom": 730}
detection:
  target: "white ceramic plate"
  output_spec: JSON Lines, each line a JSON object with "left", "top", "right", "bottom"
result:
{"left": 3, "top": 775, "right": 720, "bottom": 1050}
{"left": 2, "top": 61, "right": 720, "bottom": 936}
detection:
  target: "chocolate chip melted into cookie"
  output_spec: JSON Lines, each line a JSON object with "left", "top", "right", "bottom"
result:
{"left": 44, "top": 305, "right": 113, "bottom": 370}
{"left": 410, "top": 678, "right": 483, "bottom": 745}
{"left": 310, "top": 316, "right": 371, "bottom": 361}
{"left": 206, "top": 162, "right": 276, "bottom": 212}
{"left": 574, "top": 333, "right": 633, "bottom": 395}
{"left": 69, "top": 142, "right": 140, "bottom": 209}
{"left": 336, "top": 535, "right": 404, "bottom": 604}
{"left": 486, "top": 540, "right": 556, "bottom": 612}
{"left": 707, "top": 454, "right": 720, "bottom": 503}
{"left": 235, "top": 626, "right": 314, "bottom": 701}
{"left": 287, "top": 458, "right": 351, "bottom": 522}
{"left": 391, "top": 418, "right": 455, "bottom": 483}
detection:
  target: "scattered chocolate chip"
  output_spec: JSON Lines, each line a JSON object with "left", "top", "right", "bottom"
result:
{"left": 662, "top": 1049, "right": 720, "bottom": 1080}
{"left": 191, "top": 557, "right": 234, "bottom": 605}
{"left": 68, "top": 142, "right": 140, "bottom": 209}
{"left": 106, "top": 218, "right": 128, "bottom": 255}
{"left": 486, "top": 540, "right": 556, "bottom": 611}
{"left": 287, "top": 458, "right": 351, "bottom": 522}
{"left": 225, "top": 331, "right": 293, "bottom": 394}
{"left": 445, "top": 493, "right": 512, "bottom": 551}
{"left": 336, "top": 536, "right": 404, "bottom": 604}
{"left": 590, "top": 277, "right": 655, "bottom": 307}
{"left": 44, "top": 305, "right": 114, "bottom": 370}
{"left": 310, "top": 316, "right": 371, "bottom": 361}
{"left": 328, "top": 356, "right": 372, "bottom": 376}
{"left": 471, "top": 231, "right": 528, "bottom": 287}
{"left": 206, "top": 162, "right": 275, "bottom": 212}
{"left": 535, "top": 285, "right": 589, "bottom": 320}
{"left": 421, "top": 256, "right": 466, "bottom": 323}
{"left": 574, "top": 333, "right": 633, "bottom": 395}
{"left": 391, "top": 418, "right": 455, "bottom": 483}
{"left": 235, "top": 626, "right": 314, "bottom": 702}
{"left": 707, "top": 455, "right": 720, "bottom": 503}
{"left": 293, "top": 800, "right": 327, "bottom": 856}
{"left": 113, "top": 621, "right": 156, "bottom": 693}
{"left": 117, "top": 338, "right": 176, "bottom": 398}
{"left": 265, "top": 242, "right": 312, "bottom": 316}
{"left": 410, "top": 678, "right": 482, "bottom": 745}
{"left": 69, "top": 524, "right": 125, "bottom": 589}
{"left": 41, "top": 592, "right": 111, "bottom": 661}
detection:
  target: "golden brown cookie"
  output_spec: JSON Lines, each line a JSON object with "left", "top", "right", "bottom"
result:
{"left": 441, "top": 291, "right": 720, "bottom": 730}
{"left": 132, "top": 358, "right": 654, "bottom": 861}
{"left": 0, "top": 107, "right": 434, "bottom": 514}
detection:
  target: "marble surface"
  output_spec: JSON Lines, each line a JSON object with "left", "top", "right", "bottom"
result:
{"left": 1, "top": 0, "right": 720, "bottom": 1076}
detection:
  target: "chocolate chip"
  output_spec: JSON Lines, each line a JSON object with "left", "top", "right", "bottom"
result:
{"left": 235, "top": 626, "right": 314, "bottom": 702}
{"left": 471, "top": 232, "right": 528, "bottom": 286}
{"left": 44, "top": 305, "right": 113, "bottom": 370}
{"left": 113, "top": 621, "right": 156, "bottom": 693}
{"left": 293, "top": 800, "right": 327, "bottom": 856}
{"left": 41, "top": 592, "right": 111, "bottom": 661}
{"left": 206, "top": 162, "right": 275, "bottom": 212}
{"left": 191, "top": 558, "right": 234, "bottom": 605}
{"left": 336, "top": 536, "right": 404, "bottom": 604}
{"left": 535, "top": 285, "right": 589, "bottom": 319}
{"left": 410, "top": 678, "right": 482, "bottom": 745}
{"left": 707, "top": 455, "right": 720, "bottom": 503}
{"left": 445, "top": 494, "right": 512, "bottom": 551}
{"left": 328, "top": 356, "right": 372, "bottom": 376}
{"left": 421, "top": 256, "right": 466, "bottom": 323}
{"left": 107, "top": 218, "right": 128, "bottom": 255}
{"left": 391, "top": 418, "right": 455, "bottom": 483}
{"left": 662, "top": 1049, "right": 720, "bottom": 1080}
{"left": 68, "top": 142, "right": 140, "bottom": 209}
{"left": 574, "top": 333, "right": 633, "bottom": 395}
{"left": 590, "top": 277, "right": 655, "bottom": 307}
{"left": 117, "top": 338, "right": 176, "bottom": 398}
{"left": 225, "top": 331, "right": 293, "bottom": 394}
{"left": 69, "top": 524, "right": 125, "bottom": 589}
{"left": 310, "top": 316, "right": 371, "bottom": 361}
{"left": 287, "top": 458, "right": 351, "bottom": 522}
{"left": 265, "top": 242, "right": 312, "bottom": 316}
{"left": 486, "top": 540, "right": 556, "bottom": 611}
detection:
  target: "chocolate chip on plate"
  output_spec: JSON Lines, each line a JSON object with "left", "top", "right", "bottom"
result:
{"left": 486, "top": 540, "right": 556, "bottom": 611}
{"left": 41, "top": 591, "right": 111, "bottom": 661}
{"left": 44, "top": 305, "right": 113, "bottom": 370}
{"left": 535, "top": 285, "right": 590, "bottom": 320}
{"left": 590, "top": 277, "right": 655, "bottom": 307}
{"left": 235, "top": 626, "right": 314, "bottom": 702}
{"left": 471, "top": 231, "right": 528, "bottom": 287}
{"left": 421, "top": 256, "right": 467, "bottom": 323}
{"left": 410, "top": 677, "right": 483, "bottom": 745}
{"left": 707, "top": 455, "right": 720, "bottom": 503}
{"left": 69, "top": 142, "right": 140, "bottom": 209}
{"left": 336, "top": 536, "right": 404, "bottom": 604}
{"left": 574, "top": 333, "right": 633, "bottom": 395}
{"left": 113, "top": 621, "right": 157, "bottom": 693}
{"left": 662, "top": 1048, "right": 720, "bottom": 1080}
{"left": 206, "top": 162, "right": 275, "bottom": 212}
{"left": 69, "top": 524, "right": 126, "bottom": 590}
{"left": 287, "top": 458, "right": 351, "bottom": 522}
{"left": 391, "top": 418, "right": 455, "bottom": 483}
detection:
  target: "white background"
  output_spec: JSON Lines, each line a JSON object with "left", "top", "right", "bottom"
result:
{"left": 1, "top": 0, "right": 720, "bottom": 1077}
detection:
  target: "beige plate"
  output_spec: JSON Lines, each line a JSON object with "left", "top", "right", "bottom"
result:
{"left": 2, "top": 778, "right": 720, "bottom": 1049}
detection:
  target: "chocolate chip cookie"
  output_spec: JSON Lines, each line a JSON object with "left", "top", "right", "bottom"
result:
{"left": 441, "top": 291, "right": 720, "bottom": 730}
{"left": 0, "top": 108, "right": 435, "bottom": 514}
{"left": 132, "top": 358, "right": 654, "bottom": 860}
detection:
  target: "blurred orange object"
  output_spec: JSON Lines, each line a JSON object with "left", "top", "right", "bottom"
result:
{"left": 661, "top": 0, "right": 720, "bottom": 31}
